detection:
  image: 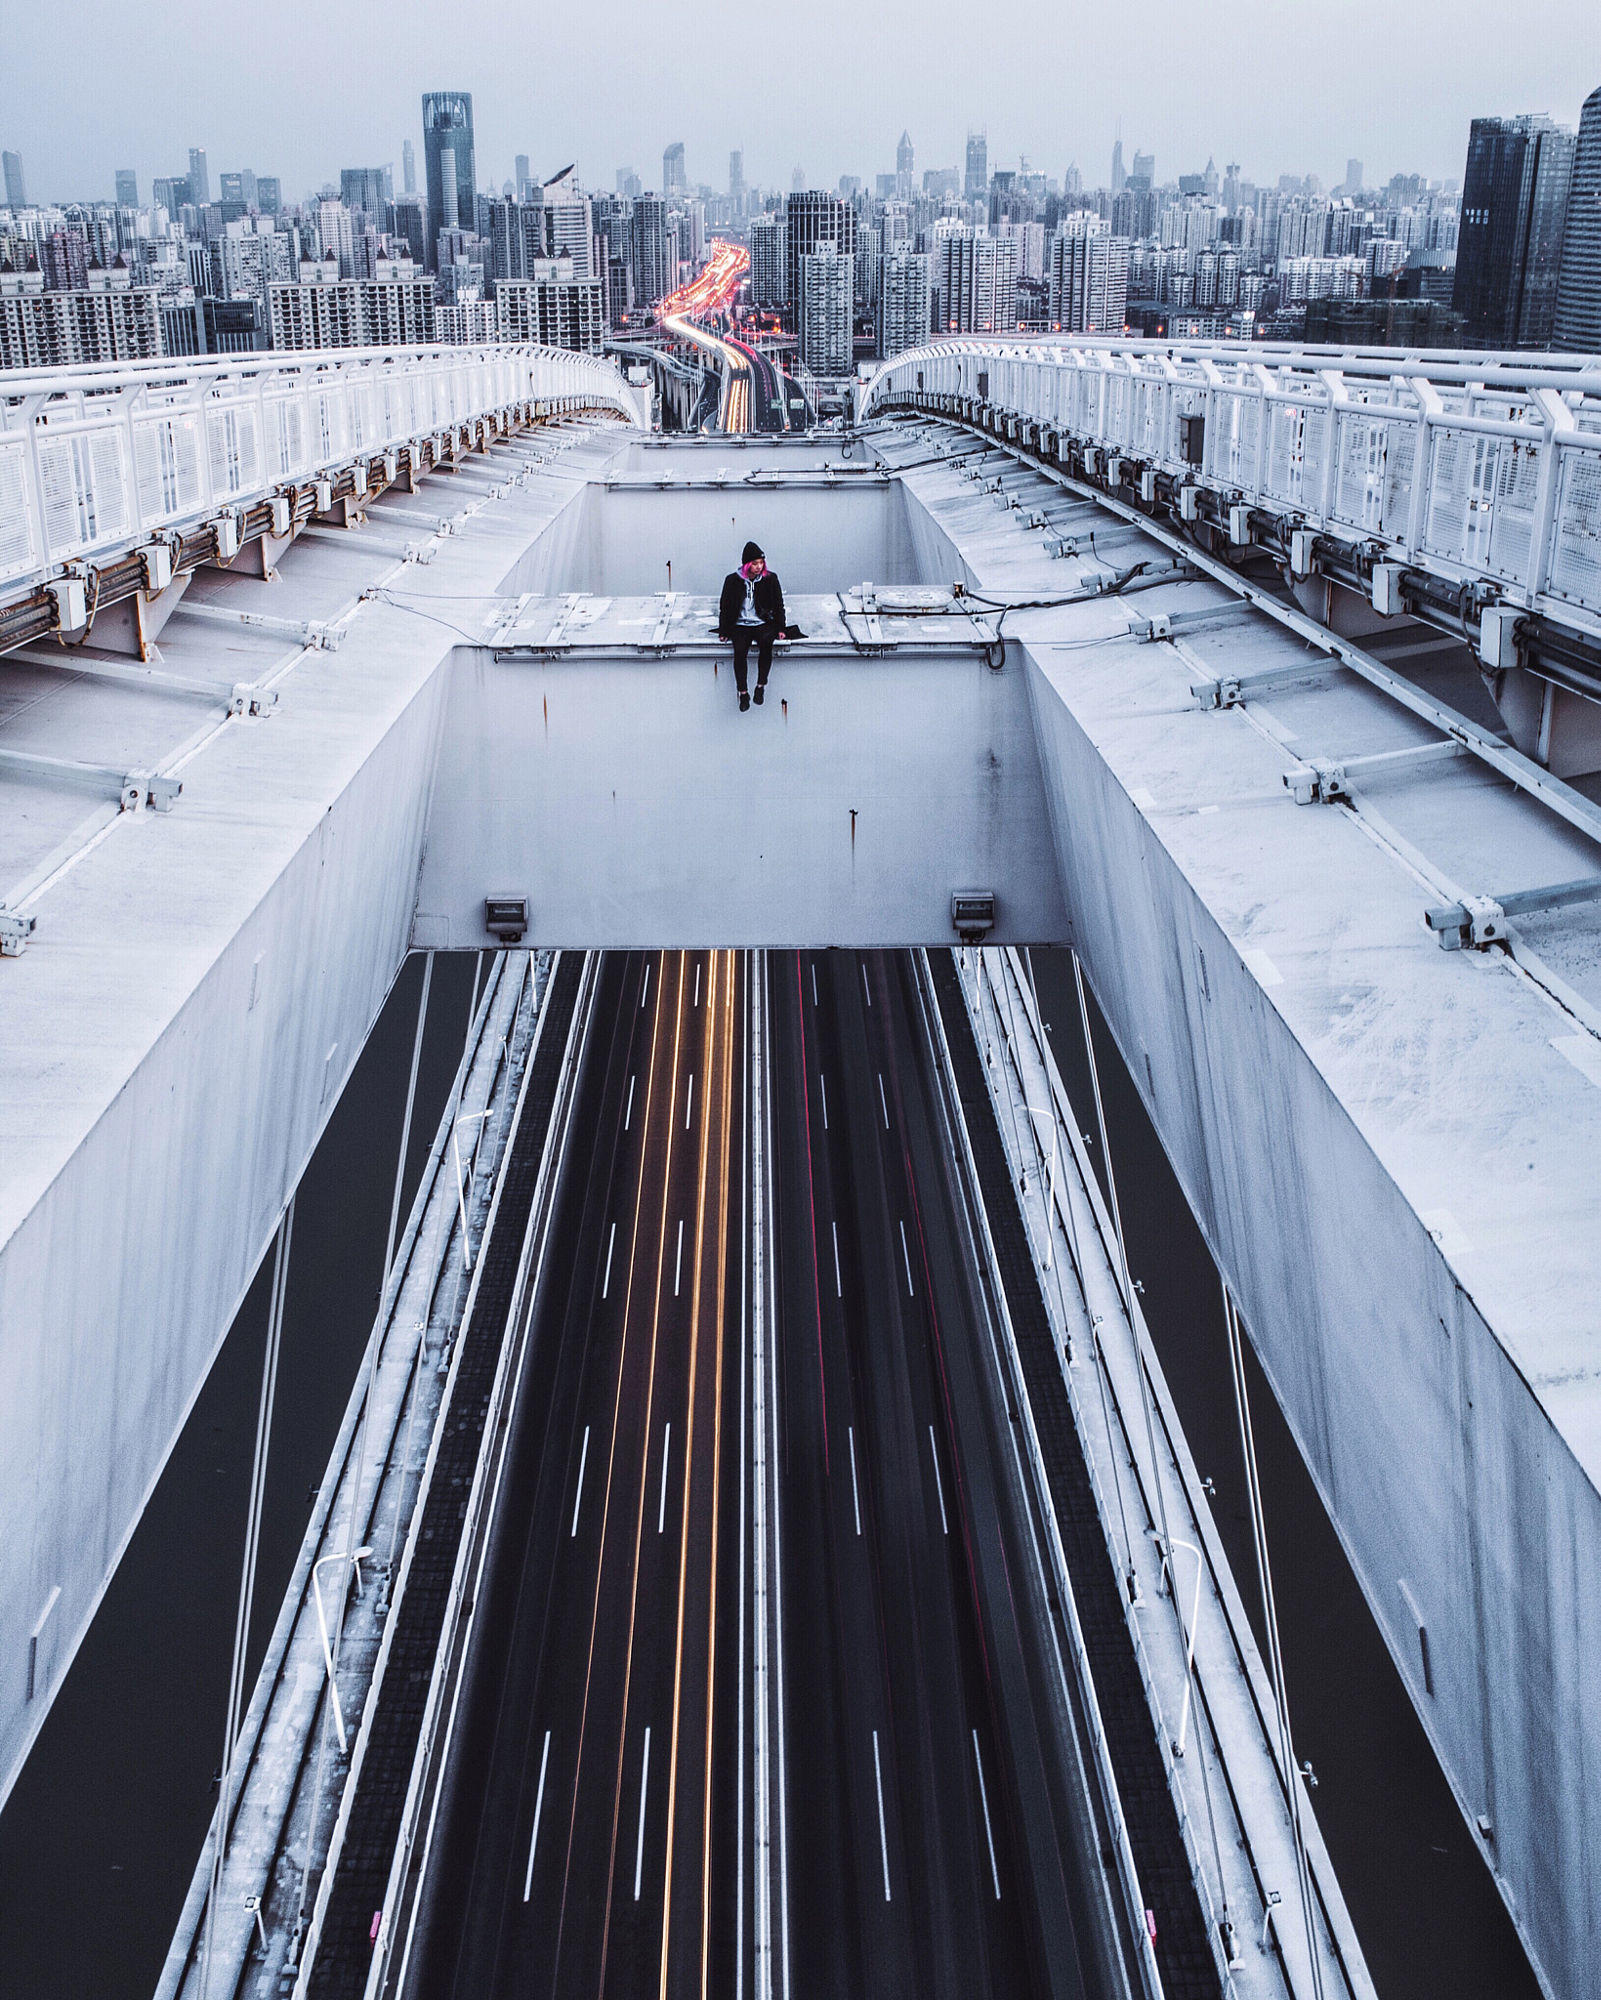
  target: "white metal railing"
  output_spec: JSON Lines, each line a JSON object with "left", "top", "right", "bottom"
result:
{"left": 0, "top": 342, "right": 641, "bottom": 593}
{"left": 860, "top": 338, "right": 1601, "bottom": 634}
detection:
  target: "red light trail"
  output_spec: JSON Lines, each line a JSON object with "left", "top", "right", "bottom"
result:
{"left": 657, "top": 238, "right": 750, "bottom": 323}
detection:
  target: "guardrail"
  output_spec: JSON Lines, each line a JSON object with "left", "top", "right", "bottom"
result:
{"left": 860, "top": 338, "right": 1601, "bottom": 637}
{"left": 0, "top": 342, "right": 641, "bottom": 596}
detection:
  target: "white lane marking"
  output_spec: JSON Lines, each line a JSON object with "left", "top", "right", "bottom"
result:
{"left": 570, "top": 1426, "right": 591, "bottom": 1537}
{"left": 830, "top": 1221, "right": 842, "bottom": 1299}
{"left": 861, "top": 961, "right": 872, "bottom": 1007}
{"left": 686, "top": 1071, "right": 695, "bottom": 1129}
{"left": 872, "top": 1730, "right": 892, "bottom": 1901}
{"left": 641, "top": 962, "right": 651, "bottom": 1008}
{"left": 848, "top": 1426, "right": 862, "bottom": 1536}
{"left": 878, "top": 1073, "right": 889, "bottom": 1130}
{"left": 810, "top": 963, "right": 818, "bottom": 1007}
{"left": 625, "top": 1074, "right": 635, "bottom": 1129}
{"left": 634, "top": 1726, "right": 653, "bottom": 1901}
{"left": 694, "top": 961, "right": 701, "bottom": 1007}
{"left": 819, "top": 1071, "right": 828, "bottom": 1130}
{"left": 928, "top": 1426, "right": 948, "bottom": 1536}
{"left": 899, "top": 1220, "right": 915, "bottom": 1297}
{"left": 658, "top": 1422, "right": 672, "bottom": 1534}
{"left": 602, "top": 1221, "right": 616, "bottom": 1299}
{"left": 675, "top": 1217, "right": 684, "bottom": 1297}
{"left": 972, "top": 1730, "right": 1001, "bottom": 1899}
{"left": 522, "top": 1730, "right": 551, "bottom": 1900}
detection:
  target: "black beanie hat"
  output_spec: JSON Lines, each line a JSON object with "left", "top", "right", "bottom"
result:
{"left": 742, "top": 541, "right": 764, "bottom": 563}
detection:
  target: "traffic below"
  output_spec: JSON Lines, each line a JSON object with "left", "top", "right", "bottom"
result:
{"left": 397, "top": 950, "right": 1135, "bottom": 1999}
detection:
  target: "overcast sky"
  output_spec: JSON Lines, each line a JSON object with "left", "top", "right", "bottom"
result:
{"left": 3, "top": 0, "right": 1596, "bottom": 205}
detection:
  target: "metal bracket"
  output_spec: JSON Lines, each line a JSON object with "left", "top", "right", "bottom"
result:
{"left": 1425, "top": 873, "right": 1601, "bottom": 949}
{"left": 1287, "top": 739, "right": 1464, "bottom": 803}
{"left": 0, "top": 744, "right": 181, "bottom": 811}
{"left": 1191, "top": 658, "right": 1347, "bottom": 709}
{"left": 0, "top": 907, "right": 38, "bottom": 956}
{"left": 650, "top": 591, "right": 678, "bottom": 650}
{"left": 177, "top": 602, "right": 342, "bottom": 651}
{"left": 1128, "top": 604, "right": 1254, "bottom": 644}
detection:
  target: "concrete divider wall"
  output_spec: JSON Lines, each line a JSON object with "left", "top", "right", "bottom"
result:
{"left": 1018, "top": 651, "right": 1596, "bottom": 1999}
{"left": 412, "top": 645, "right": 1071, "bottom": 948}
{"left": 0, "top": 675, "right": 450, "bottom": 1807}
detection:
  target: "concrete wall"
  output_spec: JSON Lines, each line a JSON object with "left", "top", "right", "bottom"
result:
{"left": 1019, "top": 650, "right": 1599, "bottom": 1998}
{"left": 0, "top": 680, "right": 446, "bottom": 1799}
{"left": 412, "top": 644, "right": 1070, "bottom": 948}
{"left": 573, "top": 482, "right": 920, "bottom": 596}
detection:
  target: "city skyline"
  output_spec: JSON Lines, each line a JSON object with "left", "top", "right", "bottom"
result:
{"left": 2, "top": 0, "right": 1596, "bottom": 204}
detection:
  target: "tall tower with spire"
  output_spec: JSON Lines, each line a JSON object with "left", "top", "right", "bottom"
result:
{"left": 896, "top": 129, "right": 914, "bottom": 197}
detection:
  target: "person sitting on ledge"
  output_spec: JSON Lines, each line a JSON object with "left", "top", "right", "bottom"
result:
{"left": 718, "top": 540, "right": 788, "bottom": 712}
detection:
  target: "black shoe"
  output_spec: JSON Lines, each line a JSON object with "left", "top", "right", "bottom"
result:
{"left": 739, "top": 691, "right": 751, "bottom": 711}
{"left": 753, "top": 684, "right": 765, "bottom": 705}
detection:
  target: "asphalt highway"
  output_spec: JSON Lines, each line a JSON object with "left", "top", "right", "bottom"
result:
{"left": 404, "top": 951, "right": 1107, "bottom": 1999}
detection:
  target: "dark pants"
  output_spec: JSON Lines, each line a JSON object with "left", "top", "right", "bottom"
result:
{"left": 731, "top": 624, "right": 776, "bottom": 694}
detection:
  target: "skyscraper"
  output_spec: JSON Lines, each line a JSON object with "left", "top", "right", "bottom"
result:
{"left": 1453, "top": 112, "right": 1576, "bottom": 347}
{"left": 341, "top": 167, "right": 392, "bottom": 216}
{"left": 543, "top": 167, "right": 595, "bottom": 279}
{"left": 1111, "top": 139, "right": 1125, "bottom": 194}
{"left": 729, "top": 151, "right": 745, "bottom": 202}
{"left": 630, "top": 195, "right": 669, "bottom": 310}
{"left": 4, "top": 150, "right": 27, "bottom": 208}
{"left": 799, "top": 241, "right": 852, "bottom": 375}
{"left": 115, "top": 169, "right": 138, "bottom": 208}
{"left": 402, "top": 139, "right": 416, "bottom": 196}
{"left": 663, "top": 142, "right": 687, "bottom": 196}
{"left": 186, "top": 147, "right": 210, "bottom": 206}
{"left": 784, "top": 191, "right": 856, "bottom": 349}
{"left": 1049, "top": 217, "right": 1129, "bottom": 333}
{"left": 749, "top": 215, "right": 786, "bottom": 307}
{"left": 936, "top": 228, "right": 1016, "bottom": 333}
{"left": 964, "top": 132, "right": 988, "bottom": 201}
{"left": 877, "top": 244, "right": 931, "bottom": 356}
{"left": 1554, "top": 86, "right": 1601, "bottom": 353}
{"left": 423, "top": 92, "right": 477, "bottom": 269}
{"left": 515, "top": 154, "right": 532, "bottom": 201}
{"left": 896, "top": 130, "right": 914, "bottom": 197}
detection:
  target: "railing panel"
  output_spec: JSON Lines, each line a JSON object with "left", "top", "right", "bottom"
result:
{"left": 861, "top": 337, "right": 1601, "bottom": 629}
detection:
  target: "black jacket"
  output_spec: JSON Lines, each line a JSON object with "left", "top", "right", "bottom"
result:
{"left": 718, "top": 568, "right": 787, "bottom": 639}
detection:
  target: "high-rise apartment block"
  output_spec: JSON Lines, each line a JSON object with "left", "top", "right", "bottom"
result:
{"left": 496, "top": 261, "right": 606, "bottom": 352}
{"left": 935, "top": 228, "right": 1017, "bottom": 334}
{"left": 1049, "top": 218, "right": 1130, "bottom": 333}
{"left": 422, "top": 92, "right": 477, "bottom": 268}
{"left": 799, "top": 241, "right": 852, "bottom": 375}
{"left": 269, "top": 265, "right": 436, "bottom": 350}
{"left": 629, "top": 196, "right": 669, "bottom": 310}
{"left": 749, "top": 215, "right": 786, "bottom": 307}
{"left": 1453, "top": 112, "right": 1575, "bottom": 346}
{"left": 785, "top": 191, "right": 856, "bottom": 349}
{"left": 1554, "top": 85, "right": 1601, "bottom": 352}
{"left": 0, "top": 287, "right": 160, "bottom": 368}
{"left": 876, "top": 245, "right": 931, "bottom": 356}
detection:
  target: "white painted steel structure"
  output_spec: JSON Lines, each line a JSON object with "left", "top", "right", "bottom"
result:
{"left": 0, "top": 343, "right": 640, "bottom": 593}
{"left": 861, "top": 338, "right": 1601, "bottom": 635}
